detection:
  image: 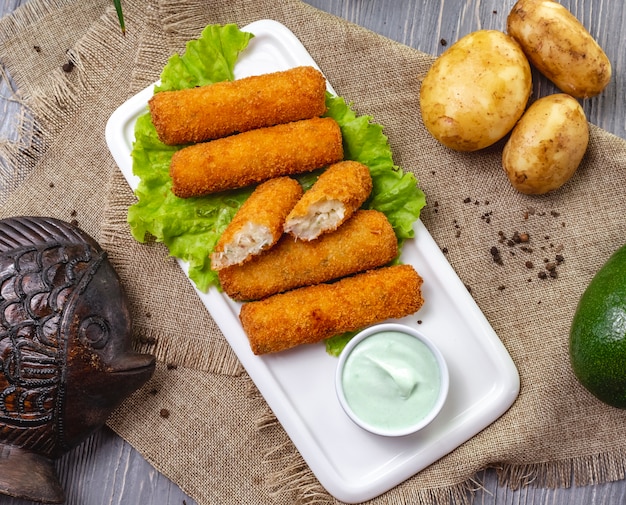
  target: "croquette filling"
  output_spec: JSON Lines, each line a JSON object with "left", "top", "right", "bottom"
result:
{"left": 212, "top": 222, "right": 273, "bottom": 268}
{"left": 285, "top": 200, "right": 346, "bottom": 241}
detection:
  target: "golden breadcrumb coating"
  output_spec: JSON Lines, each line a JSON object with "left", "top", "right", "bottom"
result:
{"left": 239, "top": 264, "right": 424, "bottom": 355}
{"left": 284, "top": 160, "right": 373, "bottom": 241}
{"left": 219, "top": 210, "right": 398, "bottom": 301}
{"left": 210, "top": 177, "right": 303, "bottom": 270}
{"left": 149, "top": 66, "right": 328, "bottom": 145}
{"left": 169, "top": 117, "right": 343, "bottom": 197}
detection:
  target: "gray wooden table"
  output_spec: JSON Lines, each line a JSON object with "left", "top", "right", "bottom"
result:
{"left": 1, "top": 0, "right": 625, "bottom": 503}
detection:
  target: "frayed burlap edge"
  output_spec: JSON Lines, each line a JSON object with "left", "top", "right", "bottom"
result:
{"left": 0, "top": 0, "right": 124, "bottom": 198}
{"left": 494, "top": 450, "right": 626, "bottom": 490}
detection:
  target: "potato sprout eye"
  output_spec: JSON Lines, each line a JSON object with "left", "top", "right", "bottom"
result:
{"left": 79, "top": 316, "right": 111, "bottom": 350}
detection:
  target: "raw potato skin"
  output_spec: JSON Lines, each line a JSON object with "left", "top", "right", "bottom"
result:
{"left": 169, "top": 117, "right": 343, "bottom": 197}
{"left": 419, "top": 29, "right": 532, "bottom": 152}
{"left": 284, "top": 160, "right": 373, "bottom": 241}
{"left": 507, "top": 0, "right": 611, "bottom": 99}
{"left": 210, "top": 177, "right": 303, "bottom": 270}
{"left": 149, "top": 66, "right": 328, "bottom": 145}
{"left": 219, "top": 209, "right": 398, "bottom": 301}
{"left": 502, "top": 93, "right": 589, "bottom": 195}
{"left": 239, "top": 264, "right": 424, "bottom": 355}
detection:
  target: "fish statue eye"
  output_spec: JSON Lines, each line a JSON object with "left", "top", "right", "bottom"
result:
{"left": 78, "top": 315, "right": 111, "bottom": 350}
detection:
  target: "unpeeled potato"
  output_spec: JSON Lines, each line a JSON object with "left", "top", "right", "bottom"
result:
{"left": 507, "top": 0, "right": 611, "bottom": 99}
{"left": 502, "top": 93, "right": 589, "bottom": 195}
{"left": 419, "top": 30, "right": 532, "bottom": 152}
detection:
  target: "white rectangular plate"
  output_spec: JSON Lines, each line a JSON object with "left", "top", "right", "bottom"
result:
{"left": 105, "top": 19, "right": 519, "bottom": 504}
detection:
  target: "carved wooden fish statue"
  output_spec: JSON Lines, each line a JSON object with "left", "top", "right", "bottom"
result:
{"left": 0, "top": 216, "right": 156, "bottom": 503}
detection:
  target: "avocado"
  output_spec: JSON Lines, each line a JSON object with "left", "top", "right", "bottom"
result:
{"left": 570, "top": 243, "right": 626, "bottom": 408}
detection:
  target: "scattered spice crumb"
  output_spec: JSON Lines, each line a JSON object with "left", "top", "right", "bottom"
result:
{"left": 70, "top": 219, "right": 79, "bottom": 227}
{"left": 62, "top": 61, "right": 74, "bottom": 73}
{"left": 442, "top": 247, "right": 448, "bottom": 254}
{"left": 33, "top": 45, "right": 41, "bottom": 53}
{"left": 159, "top": 408, "right": 170, "bottom": 419}
{"left": 509, "top": 231, "right": 529, "bottom": 244}
{"left": 166, "top": 363, "right": 178, "bottom": 370}
{"left": 497, "top": 285, "right": 506, "bottom": 291}
{"left": 492, "top": 218, "right": 565, "bottom": 280}
{"left": 464, "top": 197, "right": 472, "bottom": 204}
{"left": 490, "top": 246, "right": 503, "bottom": 265}
{"left": 70, "top": 209, "right": 77, "bottom": 217}
{"left": 440, "top": 38, "right": 448, "bottom": 46}
{"left": 145, "top": 312, "right": 151, "bottom": 318}
{"left": 417, "top": 320, "right": 422, "bottom": 325}
{"left": 149, "top": 388, "right": 158, "bottom": 396}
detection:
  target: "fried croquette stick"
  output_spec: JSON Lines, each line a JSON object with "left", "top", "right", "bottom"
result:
{"left": 219, "top": 210, "right": 398, "bottom": 301}
{"left": 169, "top": 117, "right": 343, "bottom": 198}
{"left": 149, "top": 66, "right": 328, "bottom": 145}
{"left": 284, "top": 160, "right": 373, "bottom": 241}
{"left": 210, "top": 177, "right": 303, "bottom": 271}
{"left": 239, "top": 264, "right": 424, "bottom": 355}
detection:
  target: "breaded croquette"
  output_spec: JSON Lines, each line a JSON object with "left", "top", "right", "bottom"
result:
{"left": 210, "top": 177, "right": 303, "bottom": 271}
{"left": 219, "top": 210, "right": 398, "bottom": 301}
{"left": 149, "top": 66, "right": 328, "bottom": 145}
{"left": 284, "top": 160, "right": 373, "bottom": 241}
{"left": 169, "top": 117, "right": 343, "bottom": 198}
{"left": 239, "top": 264, "right": 424, "bottom": 355}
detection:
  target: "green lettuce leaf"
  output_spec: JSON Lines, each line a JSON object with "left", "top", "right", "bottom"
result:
{"left": 127, "top": 23, "right": 427, "bottom": 301}
{"left": 155, "top": 24, "right": 254, "bottom": 92}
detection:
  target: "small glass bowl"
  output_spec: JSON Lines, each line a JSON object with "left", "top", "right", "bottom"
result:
{"left": 335, "top": 323, "right": 449, "bottom": 437}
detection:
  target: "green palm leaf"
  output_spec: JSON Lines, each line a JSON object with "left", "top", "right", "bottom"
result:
{"left": 113, "top": 0, "right": 125, "bottom": 35}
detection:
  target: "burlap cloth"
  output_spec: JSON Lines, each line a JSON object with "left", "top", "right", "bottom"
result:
{"left": 2, "top": 0, "right": 626, "bottom": 503}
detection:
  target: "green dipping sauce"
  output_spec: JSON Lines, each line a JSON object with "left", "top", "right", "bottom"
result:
{"left": 341, "top": 330, "right": 442, "bottom": 432}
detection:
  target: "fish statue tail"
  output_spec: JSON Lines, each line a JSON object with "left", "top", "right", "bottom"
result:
{"left": 0, "top": 444, "right": 64, "bottom": 503}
